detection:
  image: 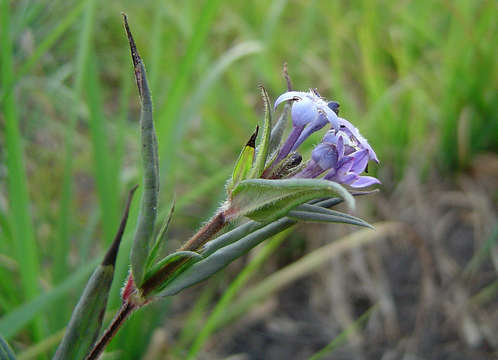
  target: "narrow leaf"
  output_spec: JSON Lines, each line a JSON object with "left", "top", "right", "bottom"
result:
{"left": 145, "top": 200, "right": 176, "bottom": 272}
{"left": 227, "top": 127, "right": 258, "bottom": 193}
{"left": 157, "top": 198, "right": 344, "bottom": 297}
{"left": 0, "top": 335, "right": 16, "bottom": 360}
{"left": 292, "top": 203, "right": 374, "bottom": 228}
{"left": 158, "top": 217, "right": 295, "bottom": 297}
{"left": 144, "top": 251, "right": 203, "bottom": 284}
{"left": 124, "top": 14, "right": 160, "bottom": 286}
{"left": 53, "top": 186, "right": 137, "bottom": 360}
{"left": 202, "top": 197, "right": 344, "bottom": 256}
{"left": 228, "top": 178, "right": 354, "bottom": 223}
{"left": 287, "top": 210, "right": 373, "bottom": 228}
{"left": 249, "top": 86, "right": 272, "bottom": 178}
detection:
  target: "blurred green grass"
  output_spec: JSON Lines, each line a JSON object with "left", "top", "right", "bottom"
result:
{"left": 0, "top": 0, "right": 496, "bottom": 358}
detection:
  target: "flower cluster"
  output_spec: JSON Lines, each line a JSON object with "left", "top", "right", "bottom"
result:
{"left": 272, "top": 89, "right": 380, "bottom": 188}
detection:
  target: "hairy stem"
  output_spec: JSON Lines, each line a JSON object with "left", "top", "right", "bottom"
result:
{"left": 141, "top": 212, "right": 226, "bottom": 296}
{"left": 85, "top": 301, "right": 136, "bottom": 360}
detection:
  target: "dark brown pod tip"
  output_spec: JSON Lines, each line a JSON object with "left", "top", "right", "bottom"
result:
{"left": 102, "top": 185, "right": 138, "bottom": 266}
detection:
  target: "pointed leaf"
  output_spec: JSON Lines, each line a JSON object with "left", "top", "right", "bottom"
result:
{"left": 158, "top": 217, "right": 295, "bottom": 297}
{"left": 287, "top": 210, "right": 373, "bottom": 228}
{"left": 292, "top": 203, "right": 374, "bottom": 228}
{"left": 226, "top": 127, "right": 257, "bottom": 193}
{"left": 227, "top": 178, "right": 354, "bottom": 223}
{"left": 0, "top": 335, "right": 16, "bottom": 360}
{"left": 249, "top": 86, "right": 272, "bottom": 178}
{"left": 144, "top": 251, "right": 203, "bottom": 284}
{"left": 53, "top": 186, "right": 137, "bottom": 360}
{"left": 124, "top": 16, "right": 160, "bottom": 286}
{"left": 145, "top": 200, "right": 175, "bottom": 272}
{"left": 156, "top": 197, "right": 347, "bottom": 297}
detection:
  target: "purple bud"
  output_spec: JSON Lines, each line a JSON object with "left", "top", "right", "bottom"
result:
{"left": 291, "top": 97, "right": 318, "bottom": 127}
{"left": 327, "top": 101, "right": 340, "bottom": 115}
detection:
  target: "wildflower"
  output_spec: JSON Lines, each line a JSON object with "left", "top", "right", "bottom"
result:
{"left": 272, "top": 88, "right": 380, "bottom": 188}
{"left": 294, "top": 129, "right": 380, "bottom": 188}
{"left": 272, "top": 90, "right": 340, "bottom": 164}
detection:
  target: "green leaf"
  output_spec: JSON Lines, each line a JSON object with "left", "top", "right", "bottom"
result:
{"left": 287, "top": 210, "right": 373, "bottom": 228}
{"left": 0, "top": 334, "right": 16, "bottom": 360}
{"left": 158, "top": 216, "right": 295, "bottom": 297}
{"left": 145, "top": 200, "right": 176, "bottom": 272}
{"left": 228, "top": 178, "right": 354, "bottom": 222}
{"left": 157, "top": 198, "right": 345, "bottom": 297}
{"left": 52, "top": 265, "right": 114, "bottom": 360}
{"left": 249, "top": 86, "right": 272, "bottom": 178}
{"left": 290, "top": 203, "right": 374, "bottom": 228}
{"left": 124, "top": 16, "right": 160, "bottom": 287}
{"left": 226, "top": 128, "right": 258, "bottom": 193}
{"left": 53, "top": 186, "right": 136, "bottom": 360}
{"left": 144, "top": 251, "right": 203, "bottom": 284}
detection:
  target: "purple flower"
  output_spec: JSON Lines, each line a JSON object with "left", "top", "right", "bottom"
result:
{"left": 337, "top": 118, "right": 379, "bottom": 163}
{"left": 294, "top": 130, "right": 380, "bottom": 189}
{"left": 266, "top": 87, "right": 380, "bottom": 189}
{"left": 271, "top": 90, "right": 341, "bottom": 164}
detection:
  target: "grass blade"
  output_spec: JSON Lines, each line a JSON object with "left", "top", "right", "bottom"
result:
{"left": 1, "top": 0, "right": 42, "bottom": 340}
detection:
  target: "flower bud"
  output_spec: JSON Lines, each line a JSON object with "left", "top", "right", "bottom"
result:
{"left": 291, "top": 97, "right": 318, "bottom": 128}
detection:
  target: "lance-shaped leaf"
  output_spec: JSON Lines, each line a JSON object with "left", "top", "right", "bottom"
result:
{"left": 144, "top": 250, "right": 203, "bottom": 285}
{"left": 202, "top": 197, "right": 344, "bottom": 256}
{"left": 0, "top": 335, "right": 16, "bottom": 360}
{"left": 145, "top": 200, "right": 175, "bottom": 272}
{"left": 226, "top": 127, "right": 258, "bottom": 194}
{"left": 249, "top": 86, "right": 272, "bottom": 178}
{"left": 156, "top": 198, "right": 344, "bottom": 297}
{"left": 289, "top": 203, "right": 374, "bottom": 229}
{"left": 124, "top": 15, "right": 160, "bottom": 286}
{"left": 53, "top": 186, "right": 137, "bottom": 360}
{"left": 227, "top": 178, "right": 354, "bottom": 223}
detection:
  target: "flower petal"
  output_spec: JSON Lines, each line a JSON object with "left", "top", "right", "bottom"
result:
{"left": 311, "top": 143, "right": 338, "bottom": 170}
{"left": 338, "top": 172, "right": 359, "bottom": 185}
{"left": 350, "top": 148, "right": 369, "bottom": 174}
{"left": 291, "top": 113, "right": 329, "bottom": 151}
{"left": 319, "top": 104, "right": 340, "bottom": 130}
{"left": 349, "top": 176, "right": 381, "bottom": 188}
{"left": 274, "top": 91, "right": 310, "bottom": 109}
{"left": 338, "top": 118, "right": 379, "bottom": 163}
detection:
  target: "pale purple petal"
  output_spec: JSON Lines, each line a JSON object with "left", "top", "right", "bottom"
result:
{"left": 311, "top": 143, "right": 338, "bottom": 170}
{"left": 336, "top": 135, "right": 344, "bottom": 159}
{"left": 319, "top": 104, "right": 340, "bottom": 130}
{"left": 274, "top": 91, "right": 310, "bottom": 109}
{"left": 338, "top": 172, "right": 359, "bottom": 185}
{"left": 349, "top": 176, "right": 381, "bottom": 188}
{"left": 350, "top": 149, "right": 369, "bottom": 174}
{"left": 291, "top": 113, "right": 329, "bottom": 151}
{"left": 338, "top": 118, "right": 379, "bottom": 163}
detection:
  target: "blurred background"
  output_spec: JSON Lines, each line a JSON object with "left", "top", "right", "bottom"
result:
{"left": 1, "top": 0, "right": 497, "bottom": 359}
